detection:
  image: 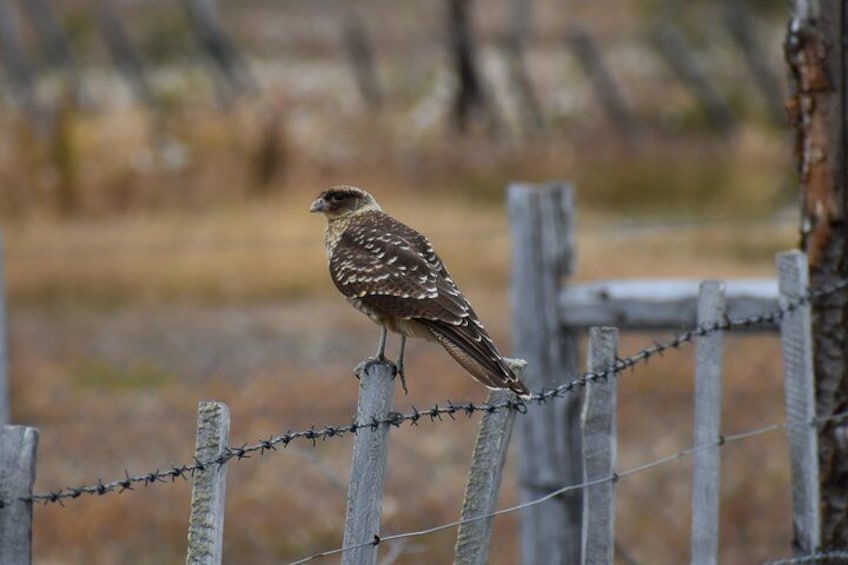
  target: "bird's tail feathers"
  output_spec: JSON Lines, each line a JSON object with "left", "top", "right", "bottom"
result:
{"left": 426, "top": 323, "right": 531, "bottom": 398}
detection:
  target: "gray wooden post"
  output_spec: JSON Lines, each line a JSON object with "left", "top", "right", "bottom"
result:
{"left": 0, "top": 426, "right": 39, "bottom": 565}
{"left": 186, "top": 401, "right": 231, "bottom": 565}
{"left": 581, "top": 327, "right": 618, "bottom": 565}
{"left": 341, "top": 361, "right": 395, "bottom": 565}
{"left": 0, "top": 234, "right": 8, "bottom": 426}
{"left": 690, "top": 281, "right": 726, "bottom": 565}
{"left": 777, "top": 251, "right": 821, "bottom": 553}
{"left": 454, "top": 359, "right": 525, "bottom": 565}
{"left": 507, "top": 182, "right": 582, "bottom": 565}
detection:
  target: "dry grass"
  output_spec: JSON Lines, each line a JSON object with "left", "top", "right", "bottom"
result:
{"left": 0, "top": 1, "right": 806, "bottom": 562}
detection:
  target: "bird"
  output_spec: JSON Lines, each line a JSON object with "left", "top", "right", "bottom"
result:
{"left": 310, "top": 185, "right": 530, "bottom": 398}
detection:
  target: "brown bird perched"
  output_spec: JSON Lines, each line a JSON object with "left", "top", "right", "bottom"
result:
{"left": 310, "top": 185, "right": 530, "bottom": 398}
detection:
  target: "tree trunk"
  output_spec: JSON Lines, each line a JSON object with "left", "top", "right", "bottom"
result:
{"left": 785, "top": 0, "right": 848, "bottom": 552}
{"left": 446, "top": 0, "right": 486, "bottom": 132}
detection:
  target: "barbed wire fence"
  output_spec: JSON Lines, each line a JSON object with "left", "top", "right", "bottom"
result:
{"left": 2, "top": 183, "right": 848, "bottom": 563}
{"left": 0, "top": 251, "right": 847, "bottom": 562}
{"left": 1, "top": 264, "right": 839, "bottom": 510}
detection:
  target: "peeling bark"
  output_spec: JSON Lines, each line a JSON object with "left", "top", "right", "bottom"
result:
{"left": 785, "top": 0, "right": 848, "bottom": 551}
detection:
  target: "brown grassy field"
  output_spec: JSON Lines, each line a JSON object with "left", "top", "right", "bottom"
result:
{"left": 0, "top": 1, "right": 805, "bottom": 563}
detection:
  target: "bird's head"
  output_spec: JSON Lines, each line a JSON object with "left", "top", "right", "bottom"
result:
{"left": 310, "top": 186, "right": 381, "bottom": 220}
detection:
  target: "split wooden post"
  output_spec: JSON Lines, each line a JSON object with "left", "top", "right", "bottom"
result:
{"left": 0, "top": 426, "right": 39, "bottom": 564}
{"left": 581, "top": 327, "right": 618, "bottom": 565}
{"left": 186, "top": 401, "right": 231, "bottom": 565}
{"left": 341, "top": 361, "right": 395, "bottom": 565}
{"left": 508, "top": 182, "right": 582, "bottom": 565}
{"left": 690, "top": 281, "right": 726, "bottom": 565}
{"left": 777, "top": 251, "right": 821, "bottom": 553}
{"left": 454, "top": 359, "right": 526, "bottom": 565}
{"left": 0, "top": 234, "right": 9, "bottom": 426}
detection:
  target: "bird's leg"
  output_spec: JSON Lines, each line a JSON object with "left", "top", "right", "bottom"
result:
{"left": 396, "top": 335, "right": 409, "bottom": 395}
{"left": 375, "top": 325, "right": 388, "bottom": 361}
{"left": 354, "top": 326, "right": 397, "bottom": 379}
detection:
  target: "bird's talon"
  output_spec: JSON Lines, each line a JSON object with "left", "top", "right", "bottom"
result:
{"left": 397, "top": 367, "right": 409, "bottom": 395}
{"left": 354, "top": 356, "right": 396, "bottom": 379}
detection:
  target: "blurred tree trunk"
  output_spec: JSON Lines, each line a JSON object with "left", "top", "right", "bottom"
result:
{"left": 721, "top": 3, "right": 785, "bottom": 126}
{"left": 184, "top": 0, "right": 257, "bottom": 106}
{"left": 446, "top": 0, "right": 487, "bottom": 131}
{"left": 97, "top": 0, "right": 155, "bottom": 106}
{"left": 564, "top": 24, "right": 637, "bottom": 136}
{"left": 504, "top": 0, "right": 543, "bottom": 134}
{"left": 338, "top": 2, "right": 382, "bottom": 111}
{"left": 652, "top": 21, "right": 736, "bottom": 133}
{"left": 785, "top": 0, "right": 848, "bottom": 552}
{"left": 0, "top": 0, "right": 43, "bottom": 124}
{"left": 50, "top": 90, "right": 81, "bottom": 217}
{"left": 22, "top": 0, "right": 89, "bottom": 107}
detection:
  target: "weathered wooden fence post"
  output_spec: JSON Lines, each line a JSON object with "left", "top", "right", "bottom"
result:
{"left": 454, "top": 359, "right": 525, "bottom": 564}
{"left": 777, "top": 251, "right": 820, "bottom": 554}
{"left": 0, "top": 426, "right": 39, "bottom": 564}
{"left": 186, "top": 401, "right": 231, "bottom": 565}
{"left": 0, "top": 234, "right": 9, "bottom": 426}
{"left": 341, "top": 361, "right": 395, "bottom": 565}
{"left": 581, "top": 327, "right": 618, "bottom": 565}
{"left": 508, "top": 182, "right": 582, "bottom": 565}
{"left": 690, "top": 281, "right": 726, "bottom": 565}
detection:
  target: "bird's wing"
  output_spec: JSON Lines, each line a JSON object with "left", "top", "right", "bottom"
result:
{"left": 330, "top": 213, "right": 529, "bottom": 396}
{"left": 329, "top": 213, "right": 469, "bottom": 323}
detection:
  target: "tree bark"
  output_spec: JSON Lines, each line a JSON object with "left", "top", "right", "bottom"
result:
{"left": 785, "top": 0, "right": 848, "bottom": 552}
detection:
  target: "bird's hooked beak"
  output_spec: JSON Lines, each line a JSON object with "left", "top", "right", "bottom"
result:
{"left": 309, "top": 197, "right": 326, "bottom": 213}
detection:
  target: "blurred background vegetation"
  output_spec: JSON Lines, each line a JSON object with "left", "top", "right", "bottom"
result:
{"left": 0, "top": 0, "right": 802, "bottom": 563}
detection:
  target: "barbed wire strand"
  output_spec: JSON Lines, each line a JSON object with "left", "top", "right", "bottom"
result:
{"left": 285, "top": 410, "right": 848, "bottom": 565}
{"left": 4, "top": 275, "right": 847, "bottom": 510}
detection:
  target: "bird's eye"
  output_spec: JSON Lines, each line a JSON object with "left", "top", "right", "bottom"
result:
{"left": 330, "top": 193, "right": 347, "bottom": 202}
